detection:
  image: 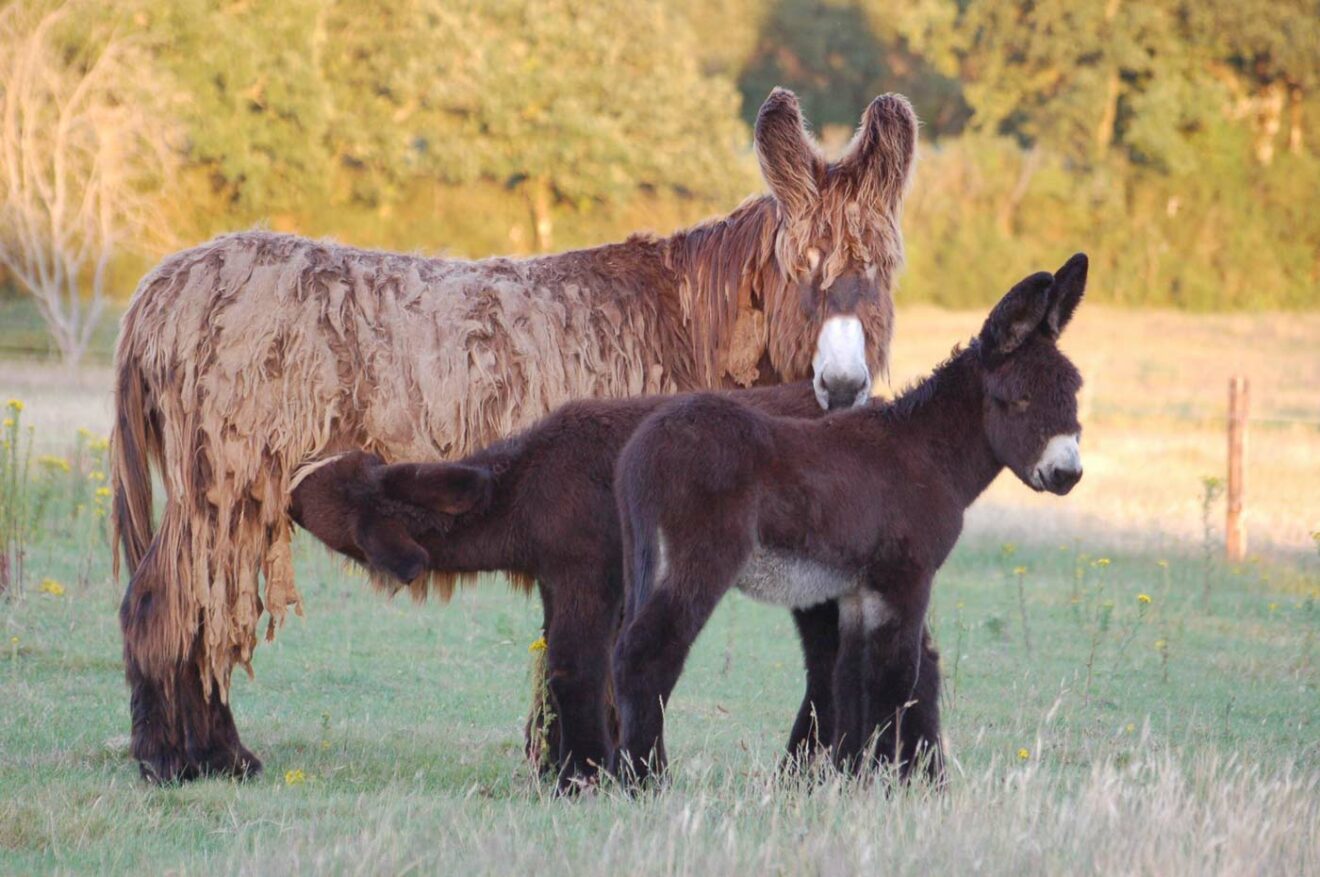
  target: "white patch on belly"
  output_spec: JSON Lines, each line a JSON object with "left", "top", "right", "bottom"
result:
{"left": 838, "top": 591, "right": 894, "bottom": 632}
{"left": 735, "top": 547, "right": 859, "bottom": 609}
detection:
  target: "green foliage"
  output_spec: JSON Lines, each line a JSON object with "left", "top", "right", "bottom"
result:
{"left": 10, "top": 0, "right": 1317, "bottom": 310}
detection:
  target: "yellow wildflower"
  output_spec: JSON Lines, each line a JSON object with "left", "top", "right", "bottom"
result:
{"left": 1017, "top": 748, "right": 1030, "bottom": 761}
{"left": 77, "top": 427, "right": 93, "bottom": 440}
{"left": 9, "top": 636, "right": 17, "bottom": 645}
{"left": 5, "top": 399, "right": 22, "bottom": 412}
{"left": 1013, "top": 565, "right": 1027, "bottom": 576}
{"left": 284, "top": 768, "right": 306, "bottom": 786}
{"left": 1154, "top": 639, "right": 1168, "bottom": 652}
{"left": 89, "top": 470, "right": 106, "bottom": 482}
{"left": 1156, "top": 559, "right": 1168, "bottom": 569}
{"left": 1137, "top": 593, "right": 1152, "bottom": 605}
{"left": 37, "top": 455, "right": 71, "bottom": 473}
{"left": 528, "top": 636, "right": 548, "bottom": 654}
{"left": 1092, "top": 558, "right": 1111, "bottom": 568}
{"left": 1000, "top": 543, "right": 1017, "bottom": 558}
{"left": 89, "top": 437, "right": 109, "bottom": 452}
{"left": 40, "top": 579, "right": 65, "bottom": 597}
{"left": 1267, "top": 602, "right": 1278, "bottom": 613}
{"left": 1, "top": 419, "right": 11, "bottom": 429}
{"left": 95, "top": 486, "right": 112, "bottom": 499}
{"left": 1125, "top": 722, "right": 1136, "bottom": 734}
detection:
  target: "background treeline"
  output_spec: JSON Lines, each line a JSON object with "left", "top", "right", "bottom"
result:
{"left": 2, "top": 0, "right": 1318, "bottom": 324}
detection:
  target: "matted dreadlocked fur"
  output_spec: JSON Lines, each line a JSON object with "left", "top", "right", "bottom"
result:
{"left": 111, "top": 89, "right": 917, "bottom": 714}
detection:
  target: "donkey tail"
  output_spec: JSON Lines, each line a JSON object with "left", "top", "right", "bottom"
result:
{"left": 110, "top": 344, "right": 158, "bottom": 582}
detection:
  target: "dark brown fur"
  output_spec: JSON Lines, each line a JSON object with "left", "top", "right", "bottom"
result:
{"left": 612, "top": 255, "right": 1089, "bottom": 785}
{"left": 289, "top": 383, "right": 826, "bottom": 788}
{"left": 112, "top": 89, "right": 919, "bottom": 783}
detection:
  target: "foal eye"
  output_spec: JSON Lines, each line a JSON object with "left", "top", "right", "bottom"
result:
{"left": 1011, "top": 398, "right": 1030, "bottom": 413}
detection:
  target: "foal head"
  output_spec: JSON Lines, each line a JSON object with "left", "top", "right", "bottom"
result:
{"left": 288, "top": 452, "right": 491, "bottom": 584}
{"left": 754, "top": 89, "right": 918, "bottom": 410}
{"left": 975, "top": 254, "right": 1089, "bottom": 495}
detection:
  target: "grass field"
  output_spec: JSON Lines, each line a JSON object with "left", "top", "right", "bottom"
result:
{"left": 1, "top": 305, "right": 1318, "bottom": 874}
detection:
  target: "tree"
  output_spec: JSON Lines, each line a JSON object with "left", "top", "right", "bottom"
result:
{"left": 0, "top": 1, "right": 174, "bottom": 366}
{"left": 421, "top": 0, "right": 755, "bottom": 251}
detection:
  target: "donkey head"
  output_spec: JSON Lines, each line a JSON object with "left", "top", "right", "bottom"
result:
{"left": 976, "top": 254, "right": 1088, "bottom": 495}
{"left": 289, "top": 452, "right": 492, "bottom": 585}
{"left": 755, "top": 88, "right": 918, "bottom": 410}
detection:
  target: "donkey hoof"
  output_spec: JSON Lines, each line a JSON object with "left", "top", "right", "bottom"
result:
{"left": 138, "top": 753, "right": 196, "bottom": 785}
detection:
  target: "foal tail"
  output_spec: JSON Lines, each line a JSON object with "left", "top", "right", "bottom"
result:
{"left": 616, "top": 448, "right": 662, "bottom": 625}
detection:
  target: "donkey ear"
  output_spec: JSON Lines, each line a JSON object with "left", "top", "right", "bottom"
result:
{"left": 979, "top": 271, "right": 1055, "bottom": 357}
{"left": 378, "top": 462, "right": 492, "bottom": 515}
{"left": 1042, "top": 253, "right": 1088, "bottom": 339}
{"left": 836, "top": 93, "right": 919, "bottom": 207}
{"left": 354, "top": 516, "right": 429, "bottom": 584}
{"left": 755, "top": 88, "right": 822, "bottom": 220}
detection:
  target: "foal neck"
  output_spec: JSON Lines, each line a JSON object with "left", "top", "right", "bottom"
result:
{"left": 876, "top": 347, "right": 1001, "bottom": 506}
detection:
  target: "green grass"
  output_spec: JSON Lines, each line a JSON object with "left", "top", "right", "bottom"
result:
{"left": 1, "top": 523, "right": 1316, "bottom": 874}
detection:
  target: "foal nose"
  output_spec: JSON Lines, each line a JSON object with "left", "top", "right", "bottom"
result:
{"left": 1045, "top": 467, "right": 1082, "bottom": 495}
{"left": 823, "top": 374, "right": 868, "bottom": 411}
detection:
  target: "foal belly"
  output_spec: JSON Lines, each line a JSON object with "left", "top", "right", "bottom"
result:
{"left": 734, "top": 548, "right": 859, "bottom": 609}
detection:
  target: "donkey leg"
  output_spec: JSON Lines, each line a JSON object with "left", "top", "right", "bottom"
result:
{"left": 784, "top": 600, "right": 839, "bottom": 769}
{"left": 177, "top": 644, "right": 262, "bottom": 780}
{"left": 119, "top": 559, "right": 192, "bottom": 784}
{"left": 545, "top": 573, "right": 620, "bottom": 790}
{"left": 830, "top": 595, "right": 876, "bottom": 773}
{"left": 614, "top": 582, "right": 727, "bottom": 786}
{"left": 865, "top": 621, "right": 943, "bottom": 783}
{"left": 899, "top": 627, "right": 945, "bottom": 785}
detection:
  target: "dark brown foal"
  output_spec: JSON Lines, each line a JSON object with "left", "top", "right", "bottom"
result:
{"left": 613, "top": 254, "right": 1089, "bottom": 785}
{"left": 289, "top": 382, "right": 828, "bottom": 788}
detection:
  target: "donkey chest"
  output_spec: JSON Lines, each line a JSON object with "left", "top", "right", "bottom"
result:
{"left": 734, "top": 547, "right": 861, "bottom": 609}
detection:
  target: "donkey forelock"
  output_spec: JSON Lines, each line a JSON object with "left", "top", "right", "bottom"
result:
{"left": 752, "top": 89, "right": 917, "bottom": 403}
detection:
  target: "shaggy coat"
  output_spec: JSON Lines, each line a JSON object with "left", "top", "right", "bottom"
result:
{"left": 288, "top": 382, "right": 823, "bottom": 786}
{"left": 612, "top": 255, "right": 1089, "bottom": 784}
{"left": 111, "top": 89, "right": 919, "bottom": 782}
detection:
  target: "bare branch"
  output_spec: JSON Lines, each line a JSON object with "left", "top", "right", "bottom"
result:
{"left": 0, "top": 0, "right": 176, "bottom": 367}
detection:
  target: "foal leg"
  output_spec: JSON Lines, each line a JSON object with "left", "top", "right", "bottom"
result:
{"left": 544, "top": 570, "right": 620, "bottom": 790}
{"left": 613, "top": 585, "right": 727, "bottom": 786}
{"left": 830, "top": 593, "right": 877, "bottom": 773}
{"left": 866, "top": 621, "right": 944, "bottom": 783}
{"left": 784, "top": 600, "right": 839, "bottom": 769}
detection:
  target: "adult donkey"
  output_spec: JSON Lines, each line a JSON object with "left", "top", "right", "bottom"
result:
{"left": 111, "top": 89, "right": 919, "bottom": 783}
{"left": 613, "top": 255, "right": 1089, "bottom": 785}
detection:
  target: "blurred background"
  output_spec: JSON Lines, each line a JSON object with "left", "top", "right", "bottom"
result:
{"left": 0, "top": 0, "right": 1317, "bottom": 554}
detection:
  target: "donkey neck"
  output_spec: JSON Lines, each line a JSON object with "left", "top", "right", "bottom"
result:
{"left": 874, "top": 347, "right": 1002, "bottom": 507}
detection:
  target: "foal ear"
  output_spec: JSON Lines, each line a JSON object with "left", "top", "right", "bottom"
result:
{"left": 755, "top": 88, "right": 822, "bottom": 220}
{"left": 378, "top": 462, "right": 492, "bottom": 516}
{"left": 979, "top": 271, "right": 1055, "bottom": 358}
{"left": 1042, "top": 253, "right": 1088, "bottom": 339}
{"left": 836, "top": 93, "right": 919, "bottom": 208}
{"left": 354, "top": 516, "right": 429, "bottom": 584}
